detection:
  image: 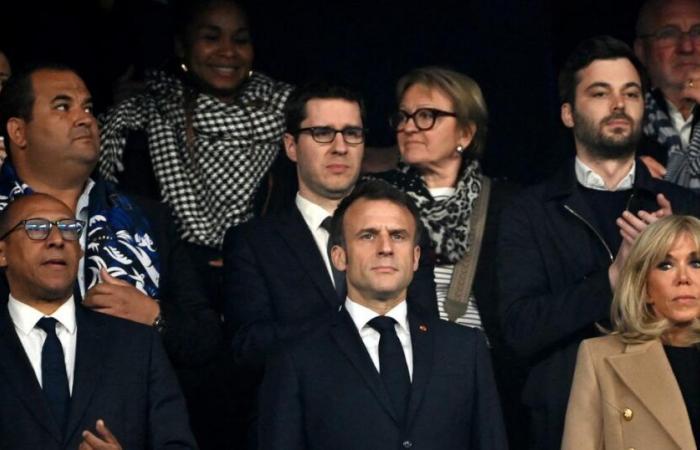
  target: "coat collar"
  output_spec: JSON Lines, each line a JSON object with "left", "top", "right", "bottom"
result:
{"left": 606, "top": 339, "right": 695, "bottom": 448}
{"left": 275, "top": 206, "right": 340, "bottom": 308}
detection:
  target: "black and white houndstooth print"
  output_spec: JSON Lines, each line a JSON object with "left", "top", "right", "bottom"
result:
{"left": 99, "top": 70, "right": 292, "bottom": 249}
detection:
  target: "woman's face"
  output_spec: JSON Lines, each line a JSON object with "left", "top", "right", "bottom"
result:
{"left": 181, "top": 1, "right": 254, "bottom": 101}
{"left": 646, "top": 233, "right": 700, "bottom": 326}
{"left": 396, "top": 83, "right": 473, "bottom": 171}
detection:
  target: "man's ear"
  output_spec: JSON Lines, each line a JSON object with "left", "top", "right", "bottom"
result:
{"left": 7, "top": 117, "right": 27, "bottom": 149}
{"left": 412, "top": 245, "right": 420, "bottom": 272}
{"left": 561, "top": 103, "right": 575, "bottom": 129}
{"left": 283, "top": 133, "right": 298, "bottom": 162}
{"left": 331, "top": 244, "right": 347, "bottom": 272}
{"left": 0, "top": 241, "right": 8, "bottom": 269}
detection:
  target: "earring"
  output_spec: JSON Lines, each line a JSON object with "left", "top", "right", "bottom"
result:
{"left": 456, "top": 145, "right": 464, "bottom": 154}
{"left": 180, "top": 62, "right": 189, "bottom": 73}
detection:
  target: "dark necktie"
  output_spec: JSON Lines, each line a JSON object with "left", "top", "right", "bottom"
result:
{"left": 36, "top": 317, "right": 69, "bottom": 431}
{"left": 368, "top": 316, "right": 411, "bottom": 423}
{"left": 320, "top": 216, "right": 346, "bottom": 299}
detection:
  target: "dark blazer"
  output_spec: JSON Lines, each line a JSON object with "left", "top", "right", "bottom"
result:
{"left": 258, "top": 305, "right": 508, "bottom": 450}
{"left": 497, "top": 159, "right": 700, "bottom": 450}
{"left": 223, "top": 205, "right": 438, "bottom": 369}
{"left": 0, "top": 300, "right": 196, "bottom": 450}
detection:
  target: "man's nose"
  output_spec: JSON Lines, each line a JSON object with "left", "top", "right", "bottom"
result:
{"left": 45, "top": 225, "right": 66, "bottom": 248}
{"left": 330, "top": 131, "right": 348, "bottom": 154}
{"left": 377, "top": 233, "right": 393, "bottom": 255}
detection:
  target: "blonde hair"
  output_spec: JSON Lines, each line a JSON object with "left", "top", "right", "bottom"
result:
{"left": 612, "top": 215, "right": 700, "bottom": 345}
{"left": 396, "top": 66, "right": 488, "bottom": 159}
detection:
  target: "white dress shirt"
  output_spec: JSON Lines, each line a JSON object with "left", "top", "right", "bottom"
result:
{"left": 344, "top": 298, "right": 413, "bottom": 380}
{"left": 295, "top": 193, "right": 336, "bottom": 286}
{"left": 666, "top": 99, "right": 694, "bottom": 150}
{"left": 76, "top": 178, "right": 95, "bottom": 296}
{"left": 575, "top": 157, "right": 635, "bottom": 191}
{"left": 7, "top": 296, "right": 77, "bottom": 393}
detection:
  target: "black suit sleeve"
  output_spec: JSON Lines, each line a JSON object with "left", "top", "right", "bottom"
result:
{"left": 146, "top": 328, "right": 198, "bottom": 449}
{"left": 140, "top": 198, "right": 223, "bottom": 367}
{"left": 257, "top": 349, "right": 307, "bottom": 450}
{"left": 470, "top": 332, "right": 509, "bottom": 450}
{"left": 497, "top": 200, "right": 612, "bottom": 359}
{"left": 223, "top": 224, "right": 332, "bottom": 368}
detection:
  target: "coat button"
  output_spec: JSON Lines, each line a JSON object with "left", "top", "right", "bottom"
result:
{"left": 402, "top": 440, "right": 413, "bottom": 448}
{"left": 622, "top": 408, "right": 633, "bottom": 421}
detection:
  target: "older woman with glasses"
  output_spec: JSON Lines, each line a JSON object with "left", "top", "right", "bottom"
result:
{"left": 562, "top": 214, "right": 700, "bottom": 450}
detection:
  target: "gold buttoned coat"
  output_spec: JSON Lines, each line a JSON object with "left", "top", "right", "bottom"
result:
{"left": 561, "top": 335, "right": 696, "bottom": 450}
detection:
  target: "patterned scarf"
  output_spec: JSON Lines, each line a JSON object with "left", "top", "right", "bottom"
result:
{"left": 371, "top": 160, "right": 483, "bottom": 265}
{"left": 643, "top": 90, "right": 700, "bottom": 188}
{"left": 99, "top": 70, "right": 292, "bottom": 249}
{"left": 0, "top": 163, "right": 161, "bottom": 298}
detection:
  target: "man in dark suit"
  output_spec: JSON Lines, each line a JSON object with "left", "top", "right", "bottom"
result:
{"left": 223, "top": 82, "right": 437, "bottom": 370}
{"left": 258, "top": 180, "right": 507, "bottom": 450}
{"left": 0, "top": 193, "right": 196, "bottom": 449}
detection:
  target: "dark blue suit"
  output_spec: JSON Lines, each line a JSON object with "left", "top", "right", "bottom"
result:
{"left": 223, "top": 205, "right": 438, "bottom": 369}
{"left": 0, "top": 301, "right": 196, "bottom": 450}
{"left": 258, "top": 306, "right": 508, "bottom": 450}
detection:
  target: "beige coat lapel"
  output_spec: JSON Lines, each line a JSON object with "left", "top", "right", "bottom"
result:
{"left": 607, "top": 340, "right": 695, "bottom": 449}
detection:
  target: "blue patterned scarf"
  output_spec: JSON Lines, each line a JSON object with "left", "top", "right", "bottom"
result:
{"left": 0, "top": 162, "right": 161, "bottom": 298}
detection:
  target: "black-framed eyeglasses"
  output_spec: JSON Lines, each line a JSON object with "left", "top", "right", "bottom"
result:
{"left": 0, "top": 218, "right": 86, "bottom": 241}
{"left": 639, "top": 25, "right": 700, "bottom": 47}
{"left": 389, "top": 108, "right": 458, "bottom": 131}
{"left": 297, "top": 126, "right": 366, "bottom": 144}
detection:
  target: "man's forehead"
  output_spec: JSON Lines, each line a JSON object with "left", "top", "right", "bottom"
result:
{"left": 576, "top": 59, "right": 641, "bottom": 90}
{"left": 303, "top": 98, "right": 362, "bottom": 124}
{"left": 31, "top": 69, "right": 90, "bottom": 100}
{"left": 10, "top": 196, "right": 73, "bottom": 222}
{"left": 655, "top": 0, "right": 700, "bottom": 24}
{"left": 346, "top": 199, "right": 415, "bottom": 229}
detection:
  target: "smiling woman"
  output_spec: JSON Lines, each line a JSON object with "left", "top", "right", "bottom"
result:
{"left": 99, "top": 0, "right": 292, "bottom": 299}
{"left": 562, "top": 214, "right": 700, "bottom": 449}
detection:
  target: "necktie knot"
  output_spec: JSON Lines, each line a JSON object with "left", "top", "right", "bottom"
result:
{"left": 36, "top": 317, "right": 59, "bottom": 336}
{"left": 320, "top": 216, "right": 333, "bottom": 233}
{"left": 368, "top": 315, "right": 398, "bottom": 334}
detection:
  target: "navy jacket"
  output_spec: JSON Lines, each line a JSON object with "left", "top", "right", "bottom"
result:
{"left": 223, "top": 205, "right": 438, "bottom": 369}
{"left": 0, "top": 301, "right": 196, "bottom": 450}
{"left": 258, "top": 306, "right": 508, "bottom": 450}
{"left": 497, "top": 159, "right": 700, "bottom": 450}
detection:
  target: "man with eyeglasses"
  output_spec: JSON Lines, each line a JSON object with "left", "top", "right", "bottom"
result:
{"left": 635, "top": 0, "right": 700, "bottom": 191}
{"left": 0, "top": 193, "right": 196, "bottom": 449}
{"left": 223, "top": 82, "right": 437, "bottom": 374}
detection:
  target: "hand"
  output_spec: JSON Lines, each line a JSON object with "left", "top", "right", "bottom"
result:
{"left": 79, "top": 419, "right": 122, "bottom": 450}
{"left": 681, "top": 68, "right": 700, "bottom": 104}
{"left": 640, "top": 155, "right": 666, "bottom": 179}
{"left": 83, "top": 268, "right": 160, "bottom": 325}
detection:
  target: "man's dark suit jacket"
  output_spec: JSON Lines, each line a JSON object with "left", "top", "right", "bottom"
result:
{"left": 0, "top": 300, "right": 196, "bottom": 450}
{"left": 258, "top": 305, "right": 508, "bottom": 450}
{"left": 223, "top": 205, "right": 438, "bottom": 369}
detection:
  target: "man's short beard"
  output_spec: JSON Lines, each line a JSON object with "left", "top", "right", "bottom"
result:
{"left": 573, "top": 110, "right": 641, "bottom": 160}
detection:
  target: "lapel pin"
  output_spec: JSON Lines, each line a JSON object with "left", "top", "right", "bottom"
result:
{"left": 419, "top": 324, "right": 428, "bottom": 332}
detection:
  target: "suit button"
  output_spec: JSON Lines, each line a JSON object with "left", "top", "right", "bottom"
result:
{"left": 402, "top": 440, "right": 413, "bottom": 448}
{"left": 622, "top": 408, "right": 633, "bottom": 421}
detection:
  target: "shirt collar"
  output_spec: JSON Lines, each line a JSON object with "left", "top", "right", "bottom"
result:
{"left": 76, "top": 178, "right": 96, "bottom": 220}
{"left": 296, "top": 192, "right": 335, "bottom": 231}
{"left": 344, "top": 297, "right": 409, "bottom": 336}
{"left": 7, "top": 295, "right": 77, "bottom": 336}
{"left": 665, "top": 98, "right": 694, "bottom": 127}
{"left": 574, "top": 157, "right": 635, "bottom": 191}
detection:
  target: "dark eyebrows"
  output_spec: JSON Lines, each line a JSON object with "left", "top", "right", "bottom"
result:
{"left": 51, "top": 94, "right": 72, "bottom": 103}
{"left": 584, "top": 81, "right": 642, "bottom": 91}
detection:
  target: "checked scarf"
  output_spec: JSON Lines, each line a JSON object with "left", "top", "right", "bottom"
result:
{"left": 644, "top": 90, "right": 700, "bottom": 189}
{"left": 369, "top": 160, "right": 483, "bottom": 265}
{"left": 99, "top": 70, "right": 292, "bottom": 249}
{"left": 0, "top": 163, "right": 161, "bottom": 298}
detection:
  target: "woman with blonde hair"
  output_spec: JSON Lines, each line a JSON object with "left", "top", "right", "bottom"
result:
{"left": 562, "top": 214, "right": 700, "bottom": 449}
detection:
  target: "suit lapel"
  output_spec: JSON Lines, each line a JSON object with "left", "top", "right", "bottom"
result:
{"left": 0, "top": 304, "right": 63, "bottom": 443}
{"left": 330, "top": 310, "right": 399, "bottom": 423}
{"left": 64, "top": 306, "right": 107, "bottom": 443}
{"left": 277, "top": 207, "right": 339, "bottom": 307}
{"left": 405, "top": 311, "right": 433, "bottom": 429}
{"left": 607, "top": 340, "right": 695, "bottom": 448}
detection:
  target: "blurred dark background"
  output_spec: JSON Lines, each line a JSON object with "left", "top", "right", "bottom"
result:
{"left": 0, "top": 0, "right": 645, "bottom": 185}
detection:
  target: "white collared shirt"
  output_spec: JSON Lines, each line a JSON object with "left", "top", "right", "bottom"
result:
{"left": 575, "top": 157, "right": 635, "bottom": 191}
{"left": 666, "top": 99, "right": 694, "bottom": 149}
{"left": 76, "top": 178, "right": 95, "bottom": 296}
{"left": 344, "top": 298, "right": 413, "bottom": 380}
{"left": 295, "top": 193, "right": 336, "bottom": 286}
{"left": 7, "top": 296, "right": 77, "bottom": 393}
